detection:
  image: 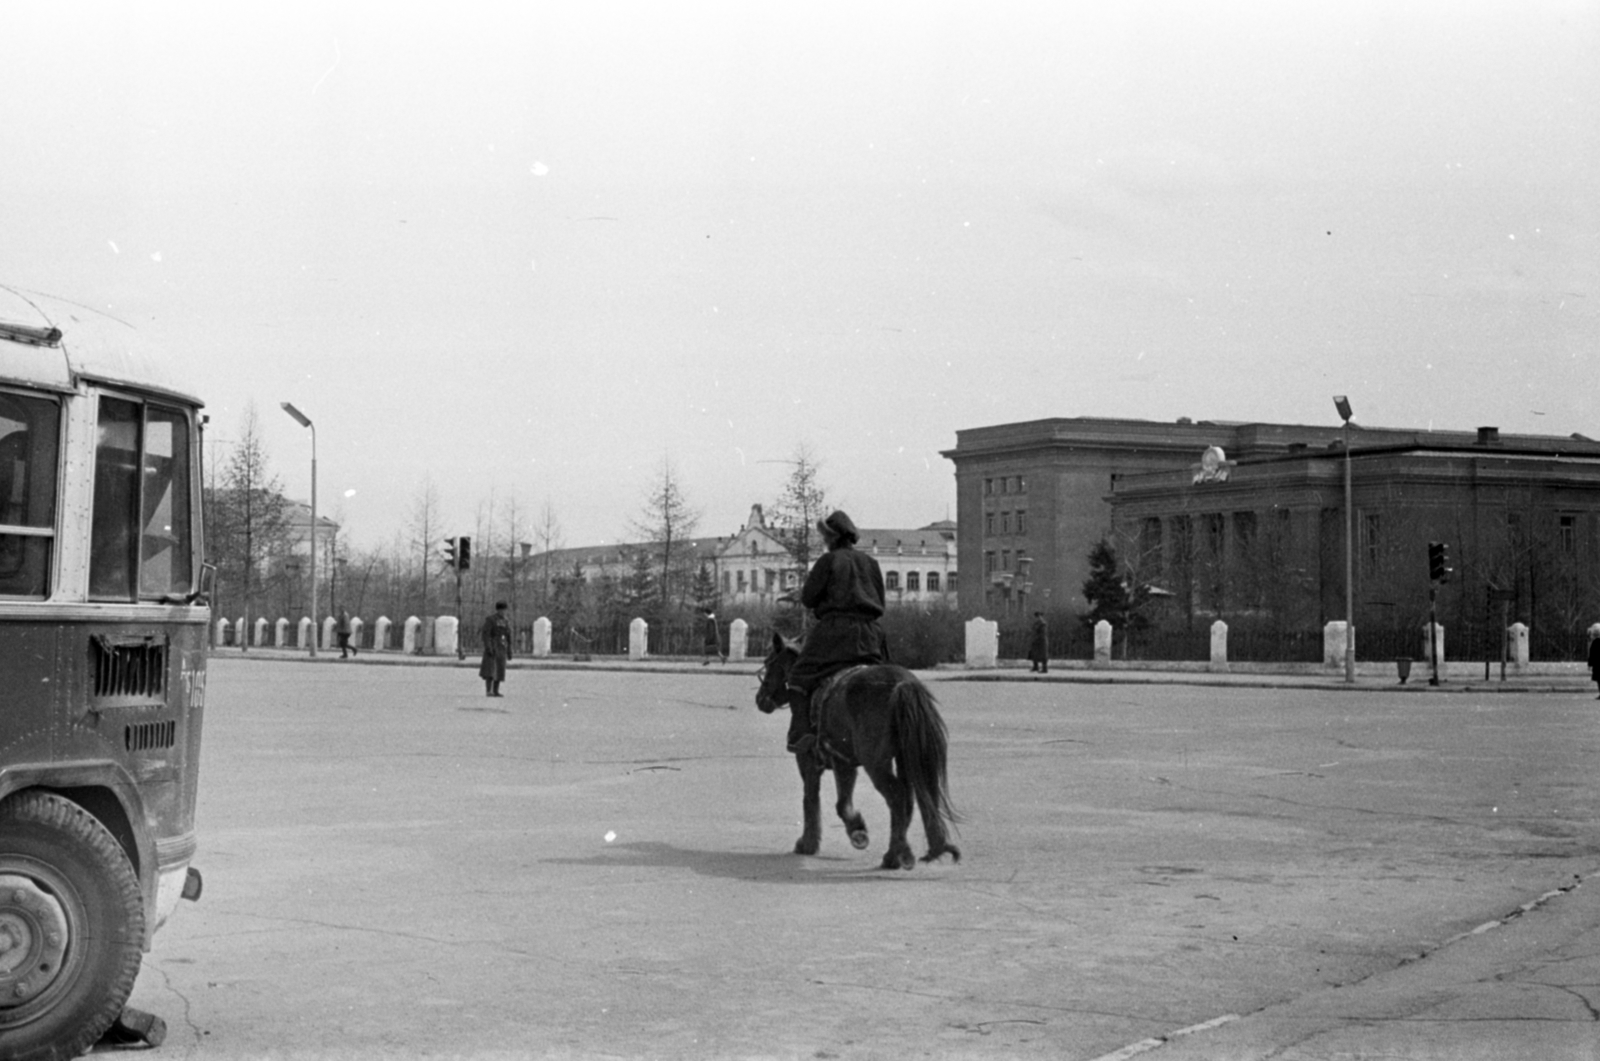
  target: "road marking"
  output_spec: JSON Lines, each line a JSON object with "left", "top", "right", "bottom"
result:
{"left": 1087, "top": 1014, "right": 1241, "bottom": 1061}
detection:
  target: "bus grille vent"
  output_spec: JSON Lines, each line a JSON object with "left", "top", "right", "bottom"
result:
{"left": 125, "top": 719, "right": 177, "bottom": 752}
{"left": 92, "top": 637, "right": 168, "bottom": 699}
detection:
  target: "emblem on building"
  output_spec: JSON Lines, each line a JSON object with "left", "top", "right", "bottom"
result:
{"left": 1193, "top": 445, "right": 1231, "bottom": 484}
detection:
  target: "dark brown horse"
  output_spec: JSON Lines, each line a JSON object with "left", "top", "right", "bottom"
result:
{"left": 755, "top": 633, "right": 961, "bottom": 870}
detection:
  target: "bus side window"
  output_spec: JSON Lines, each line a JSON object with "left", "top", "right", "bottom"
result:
{"left": 90, "top": 397, "right": 141, "bottom": 600}
{"left": 0, "top": 391, "right": 60, "bottom": 597}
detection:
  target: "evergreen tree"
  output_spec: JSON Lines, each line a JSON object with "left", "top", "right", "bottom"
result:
{"left": 1081, "top": 537, "right": 1131, "bottom": 629}
{"left": 690, "top": 561, "right": 719, "bottom": 612}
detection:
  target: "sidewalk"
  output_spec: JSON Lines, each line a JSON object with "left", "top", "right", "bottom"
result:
{"left": 211, "top": 645, "right": 1600, "bottom": 695}
{"left": 1120, "top": 871, "right": 1600, "bottom": 1061}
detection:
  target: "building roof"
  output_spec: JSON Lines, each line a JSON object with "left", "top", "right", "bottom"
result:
{"left": 944, "top": 415, "right": 1600, "bottom": 464}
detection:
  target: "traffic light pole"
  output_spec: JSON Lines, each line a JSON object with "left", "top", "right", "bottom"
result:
{"left": 455, "top": 564, "right": 465, "bottom": 660}
{"left": 1428, "top": 586, "right": 1440, "bottom": 687}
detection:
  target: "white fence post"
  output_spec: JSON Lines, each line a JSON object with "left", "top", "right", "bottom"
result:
{"left": 1210, "top": 619, "right": 1229, "bottom": 673}
{"left": 964, "top": 617, "right": 998, "bottom": 668}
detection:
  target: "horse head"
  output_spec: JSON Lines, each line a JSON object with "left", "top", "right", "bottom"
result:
{"left": 755, "top": 632, "right": 802, "bottom": 713}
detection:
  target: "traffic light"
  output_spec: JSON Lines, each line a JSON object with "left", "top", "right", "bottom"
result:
{"left": 458, "top": 536, "right": 471, "bottom": 571}
{"left": 441, "top": 537, "right": 458, "bottom": 570}
{"left": 1427, "top": 541, "right": 1452, "bottom": 582}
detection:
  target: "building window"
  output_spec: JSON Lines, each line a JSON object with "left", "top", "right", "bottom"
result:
{"left": 985, "top": 512, "right": 995, "bottom": 535}
{"left": 984, "top": 551, "right": 996, "bottom": 574}
{"left": 1018, "top": 475, "right": 1027, "bottom": 493}
{"left": 736, "top": 570, "right": 746, "bottom": 591}
{"left": 1559, "top": 514, "right": 1576, "bottom": 554}
{"left": 1001, "top": 549, "right": 1011, "bottom": 571}
{"left": 983, "top": 478, "right": 992, "bottom": 496}
{"left": 1000, "top": 477, "right": 1010, "bottom": 495}
{"left": 1016, "top": 509, "right": 1027, "bottom": 536}
{"left": 927, "top": 572, "right": 940, "bottom": 592}
{"left": 947, "top": 572, "right": 958, "bottom": 592}
{"left": 886, "top": 571, "right": 900, "bottom": 591}
{"left": 906, "top": 571, "right": 920, "bottom": 592}
{"left": 1362, "top": 512, "right": 1380, "bottom": 570}
{"left": 1001, "top": 511, "right": 1012, "bottom": 535}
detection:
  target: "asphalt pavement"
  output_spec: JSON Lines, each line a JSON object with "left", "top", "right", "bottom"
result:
{"left": 122, "top": 646, "right": 1599, "bottom": 1060}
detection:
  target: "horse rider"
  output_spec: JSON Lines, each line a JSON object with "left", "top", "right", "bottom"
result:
{"left": 784, "top": 509, "right": 889, "bottom": 754}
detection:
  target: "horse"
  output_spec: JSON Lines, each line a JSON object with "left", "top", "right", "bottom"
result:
{"left": 755, "top": 633, "right": 961, "bottom": 870}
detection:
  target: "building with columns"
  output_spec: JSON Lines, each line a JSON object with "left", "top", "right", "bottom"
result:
{"left": 942, "top": 417, "right": 1600, "bottom": 634}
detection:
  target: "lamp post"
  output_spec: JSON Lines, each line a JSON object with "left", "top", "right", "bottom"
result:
{"left": 281, "top": 402, "right": 318, "bottom": 657}
{"left": 1334, "top": 395, "right": 1355, "bottom": 684}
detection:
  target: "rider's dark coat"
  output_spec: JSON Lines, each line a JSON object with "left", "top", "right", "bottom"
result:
{"left": 788, "top": 515, "right": 887, "bottom": 694}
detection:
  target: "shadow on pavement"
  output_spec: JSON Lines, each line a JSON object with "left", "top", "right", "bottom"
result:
{"left": 545, "top": 840, "right": 950, "bottom": 885}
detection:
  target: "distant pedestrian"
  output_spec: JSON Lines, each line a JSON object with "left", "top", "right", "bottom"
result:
{"left": 1027, "top": 611, "right": 1049, "bottom": 673}
{"left": 480, "top": 601, "right": 513, "bottom": 697}
{"left": 1588, "top": 629, "right": 1600, "bottom": 700}
{"left": 700, "top": 607, "right": 725, "bottom": 665}
{"left": 337, "top": 609, "right": 356, "bottom": 659}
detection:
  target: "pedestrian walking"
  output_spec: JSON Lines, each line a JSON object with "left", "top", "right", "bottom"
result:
{"left": 336, "top": 609, "right": 356, "bottom": 659}
{"left": 480, "top": 601, "right": 513, "bottom": 697}
{"left": 700, "top": 607, "right": 725, "bottom": 665}
{"left": 1027, "top": 611, "right": 1049, "bottom": 673}
{"left": 1588, "top": 628, "right": 1600, "bottom": 700}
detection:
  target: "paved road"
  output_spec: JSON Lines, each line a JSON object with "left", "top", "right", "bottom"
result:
{"left": 111, "top": 657, "right": 1600, "bottom": 1059}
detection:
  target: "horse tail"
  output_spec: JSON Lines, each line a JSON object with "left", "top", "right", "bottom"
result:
{"left": 889, "top": 673, "right": 961, "bottom": 861}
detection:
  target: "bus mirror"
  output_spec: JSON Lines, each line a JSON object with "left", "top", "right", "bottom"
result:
{"left": 196, "top": 563, "right": 217, "bottom": 606}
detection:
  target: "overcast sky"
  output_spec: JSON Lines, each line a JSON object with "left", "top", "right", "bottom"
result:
{"left": 2, "top": 2, "right": 1594, "bottom": 552}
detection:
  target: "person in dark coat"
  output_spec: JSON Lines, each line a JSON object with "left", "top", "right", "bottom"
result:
{"left": 1027, "top": 611, "right": 1049, "bottom": 673}
{"left": 479, "top": 601, "right": 513, "bottom": 697}
{"left": 336, "top": 609, "right": 356, "bottom": 659}
{"left": 700, "top": 607, "right": 725, "bottom": 665}
{"left": 784, "top": 510, "right": 887, "bottom": 753}
{"left": 1588, "top": 629, "right": 1600, "bottom": 700}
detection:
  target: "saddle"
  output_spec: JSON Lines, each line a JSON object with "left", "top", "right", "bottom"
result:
{"left": 799, "top": 665, "right": 869, "bottom": 767}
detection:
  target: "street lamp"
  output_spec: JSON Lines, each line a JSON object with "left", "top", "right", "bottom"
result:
{"left": 1334, "top": 395, "right": 1354, "bottom": 684}
{"left": 281, "top": 401, "right": 318, "bottom": 657}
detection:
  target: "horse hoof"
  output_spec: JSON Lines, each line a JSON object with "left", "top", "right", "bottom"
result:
{"left": 849, "top": 830, "right": 870, "bottom": 850}
{"left": 920, "top": 844, "right": 962, "bottom": 864}
{"left": 794, "top": 838, "right": 819, "bottom": 856}
{"left": 880, "top": 852, "right": 914, "bottom": 871}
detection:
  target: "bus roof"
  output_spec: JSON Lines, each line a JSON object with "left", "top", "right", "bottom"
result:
{"left": 0, "top": 285, "right": 203, "bottom": 406}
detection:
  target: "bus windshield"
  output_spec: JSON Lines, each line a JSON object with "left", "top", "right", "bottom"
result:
{"left": 90, "top": 396, "right": 195, "bottom": 601}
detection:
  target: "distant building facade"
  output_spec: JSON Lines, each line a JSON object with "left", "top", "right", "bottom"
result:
{"left": 943, "top": 418, "right": 1600, "bottom": 638}
{"left": 528, "top": 503, "right": 957, "bottom": 611}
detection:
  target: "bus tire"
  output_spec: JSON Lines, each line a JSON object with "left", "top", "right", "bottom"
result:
{"left": 0, "top": 791, "right": 145, "bottom": 1061}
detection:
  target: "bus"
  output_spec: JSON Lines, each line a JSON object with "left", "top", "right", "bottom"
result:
{"left": 0, "top": 286, "right": 207, "bottom": 1060}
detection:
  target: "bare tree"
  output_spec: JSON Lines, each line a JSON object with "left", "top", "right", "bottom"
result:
{"left": 768, "top": 443, "right": 829, "bottom": 581}
{"left": 532, "top": 499, "right": 565, "bottom": 614}
{"left": 205, "top": 404, "right": 291, "bottom": 646}
{"left": 406, "top": 476, "right": 444, "bottom": 617}
{"left": 629, "top": 456, "right": 701, "bottom": 614}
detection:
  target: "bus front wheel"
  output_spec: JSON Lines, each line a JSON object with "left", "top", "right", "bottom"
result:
{"left": 0, "top": 791, "right": 145, "bottom": 1061}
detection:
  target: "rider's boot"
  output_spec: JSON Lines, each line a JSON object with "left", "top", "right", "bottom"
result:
{"left": 784, "top": 685, "right": 816, "bottom": 754}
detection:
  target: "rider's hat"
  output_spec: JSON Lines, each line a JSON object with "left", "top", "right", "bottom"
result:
{"left": 816, "top": 510, "right": 860, "bottom": 545}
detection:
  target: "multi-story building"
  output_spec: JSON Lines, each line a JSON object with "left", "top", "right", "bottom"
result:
{"left": 943, "top": 417, "right": 1600, "bottom": 631}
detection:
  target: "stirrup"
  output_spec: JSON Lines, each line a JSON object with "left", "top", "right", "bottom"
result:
{"left": 786, "top": 733, "right": 817, "bottom": 755}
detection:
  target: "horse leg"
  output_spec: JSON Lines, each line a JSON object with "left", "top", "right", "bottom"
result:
{"left": 864, "top": 761, "right": 915, "bottom": 870}
{"left": 793, "top": 754, "right": 824, "bottom": 856}
{"left": 832, "top": 765, "right": 869, "bottom": 850}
